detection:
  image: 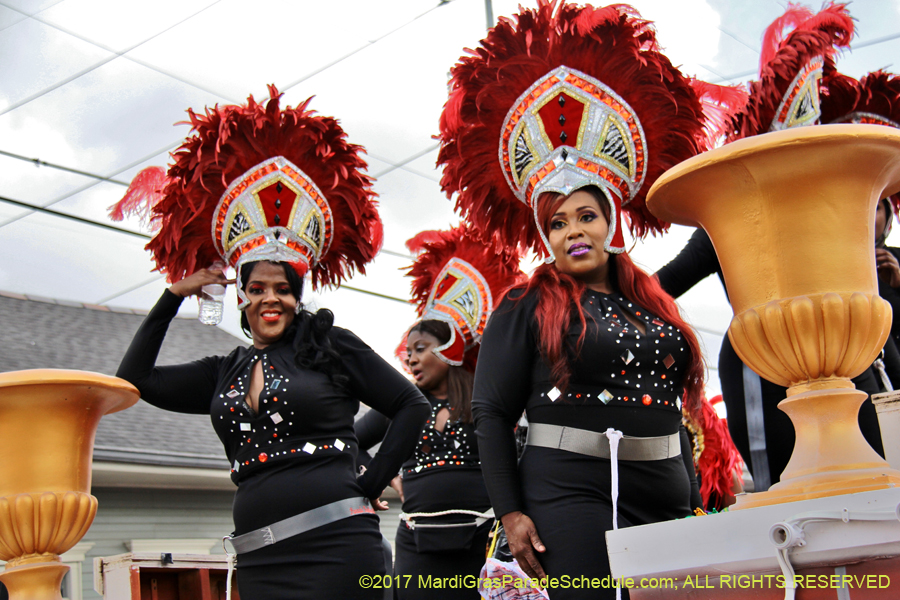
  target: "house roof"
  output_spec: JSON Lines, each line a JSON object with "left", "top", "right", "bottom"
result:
{"left": 0, "top": 290, "right": 244, "bottom": 469}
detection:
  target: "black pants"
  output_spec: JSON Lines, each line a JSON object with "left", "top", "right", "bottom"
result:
{"left": 519, "top": 446, "right": 691, "bottom": 599}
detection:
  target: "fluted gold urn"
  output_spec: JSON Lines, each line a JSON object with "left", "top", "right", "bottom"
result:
{"left": 0, "top": 370, "right": 138, "bottom": 600}
{"left": 647, "top": 124, "right": 900, "bottom": 508}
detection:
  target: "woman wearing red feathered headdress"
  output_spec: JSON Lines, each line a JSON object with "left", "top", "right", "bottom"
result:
{"left": 355, "top": 224, "right": 524, "bottom": 599}
{"left": 111, "top": 87, "right": 430, "bottom": 600}
{"left": 438, "top": 2, "right": 713, "bottom": 597}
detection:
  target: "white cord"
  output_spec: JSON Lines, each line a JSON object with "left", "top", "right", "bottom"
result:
{"left": 605, "top": 428, "right": 624, "bottom": 600}
{"left": 775, "top": 548, "right": 797, "bottom": 600}
{"left": 400, "top": 508, "right": 495, "bottom": 529}
{"left": 874, "top": 358, "right": 894, "bottom": 391}
{"left": 769, "top": 504, "right": 900, "bottom": 600}
{"left": 225, "top": 550, "right": 236, "bottom": 600}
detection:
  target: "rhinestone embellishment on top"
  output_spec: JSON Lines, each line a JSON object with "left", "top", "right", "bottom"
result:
{"left": 584, "top": 292, "right": 688, "bottom": 410}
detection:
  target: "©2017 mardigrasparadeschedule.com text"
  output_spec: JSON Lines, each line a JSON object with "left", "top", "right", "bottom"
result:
{"left": 358, "top": 572, "right": 892, "bottom": 592}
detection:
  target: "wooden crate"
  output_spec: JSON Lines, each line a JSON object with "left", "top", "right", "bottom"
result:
{"left": 94, "top": 553, "right": 239, "bottom": 600}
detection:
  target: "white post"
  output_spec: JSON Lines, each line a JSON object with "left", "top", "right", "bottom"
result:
{"left": 871, "top": 390, "right": 900, "bottom": 469}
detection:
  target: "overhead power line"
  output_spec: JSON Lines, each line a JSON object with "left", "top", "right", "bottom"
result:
{"left": 0, "top": 194, "right": 413, "bottom": 306}
{"left": 0, "top": 194, "right": 732, "bottom": 334}
{"left": 0, "top": 149, "right": 130, "bottom": 186}
{"left": 0, "top": 194, "right": 149, "bottom": 239}
{"left": 0, "top": 1, "right": 231, "bottom": 117}
{"left": 0, "top": 151, "right": 415, "bottom": 259}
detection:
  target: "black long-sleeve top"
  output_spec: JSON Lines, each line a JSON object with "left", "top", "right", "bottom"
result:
{"left": 472, "top": 287, "right": 699, "bottom": 518}
{"left": 655, "top": 228, "right": 726, "bottom": 300}
{"left": 117, "top": 290, "right": 430, "bottom": 537}
{"left": 356, "top": 391, "right": 490, "bottom": 514}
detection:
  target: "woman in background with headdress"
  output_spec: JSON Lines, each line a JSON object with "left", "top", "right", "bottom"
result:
{"left": 438, "top": 3, "right": 712, "bottom": 597}
{"left": 112, "top": 87, "right": 430, "bottom": 600}
{"left": 356, "top": 224, "right": 523, "bottom": 599}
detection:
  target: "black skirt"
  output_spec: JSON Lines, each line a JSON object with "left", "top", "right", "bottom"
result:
{"left": 236, "top": 513, "right": 385, "bottom": 600}
{"left": 519, "top": 446, "right": 691, "bottom": 600}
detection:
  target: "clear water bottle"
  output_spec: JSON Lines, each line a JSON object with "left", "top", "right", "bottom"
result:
{"left": 199, "top": 284, "right": 226, "bottom": 326}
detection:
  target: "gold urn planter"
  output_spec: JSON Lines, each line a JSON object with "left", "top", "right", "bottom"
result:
{"left": 646, "top": 124, "right": 900, "bottom": 508}
{"left": 0, "top": 369, "right": 138, "bottom": 600}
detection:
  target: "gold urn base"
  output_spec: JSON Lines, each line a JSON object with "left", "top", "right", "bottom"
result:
{"left": 0, "top": 561, "right": 69, "bottom": 600}
{"left": 0, "top": 370, "right": 138, "bottom": 600}
{"left": 734, "top": 387, "right": 900, "bottom": 509}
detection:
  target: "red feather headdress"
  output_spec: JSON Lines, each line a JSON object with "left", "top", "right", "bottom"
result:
{"left": 726, "top": 2, "right": 854, "bottom": 141}
{"left": 826, "top": 70, "right": 900, "bottom": 128}
{"left": 437, "top": 1, "right": 706, "bottom": 258}
{"left": 690, "top": 80, "right": 750, "bottom": 149}
{"left": 398, "top": 224, "right": 525, "bottom": 371}
{"left": 110, "top": 85, "right": 383, "bottom": 307}
{"left": 825, "top": 69, "right": 900, "bottom": 215}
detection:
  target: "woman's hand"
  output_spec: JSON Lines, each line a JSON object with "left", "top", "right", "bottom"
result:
{"left": 389, "top": 475, "right": 405, "bottom": 503}
{"left": 877, "top": 248, "right": 900, "bottom": 288}
{"left": 169, "top": 266, "right": 234, "bottom": 298}
{"left": 501, "top": 511, "right": 546, "bottom": 580}
{"left": 369, "top": 497, "right": 390, "bottom": 511}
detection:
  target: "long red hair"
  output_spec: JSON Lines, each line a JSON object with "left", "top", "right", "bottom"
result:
{"left": 516, "top": 188, "right": 705, "bottom": 415}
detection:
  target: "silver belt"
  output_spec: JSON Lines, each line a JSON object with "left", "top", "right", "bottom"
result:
{"left": 223, "top": 496, "right": 374, "bottom": 555}
{"left": 526, "top": 423, "right": 680, "bottom": 461}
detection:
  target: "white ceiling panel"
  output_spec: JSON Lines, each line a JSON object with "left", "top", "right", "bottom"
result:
{"left": 701, "top": 30, "right": 760, "bottom": 83}
{"left": 342, "top": 251, "right": 414, "bottom": 299}
{"left": 838, "top": 36, "right": 900, "bottom": 79}
{"left": 0, "top": 57, "right": 225, "bottom": 173}
{"left": 49, "top": 180, "right": 143, "bottom": 229}
{"left": 37, "top": 0, "right": 220, "bottom": 54}
{"left": 0, "top": 198, "right": 26, "bottom": 220}
{"left": 0, "top": 152, "right": 100, "bottom": 206}
{"left": 0, "top": 4, "right": 26, "bottom": 31}
{"left": 629, "top": 0, "right": 722, "bottom": 70}
{"left": 363, "top": 154, "right": 396, "bottom": 179}
{"left": 371, "top": 166, "right": 458, "bottom": 249}
{"left": 123, "top": 0, "right": 427, "bottom": 104}
{"left": 0, "top": 212, "right": 155, "bottom": 301}
{"left": 278, "top": 1, "right": 487, "bottom": 164}
{"left": 0, "top": 0, "right": 64, "bottom": 17}
{"left": 0, "top": 16, "right": 112, "bottom": 112}
{"left": 847, "top": 2, "right": 900, "bottom": 42}
{"left": 401, "top": 147, "right": 442, "bottom": 184}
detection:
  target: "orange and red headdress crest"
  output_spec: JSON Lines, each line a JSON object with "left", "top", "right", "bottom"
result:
{"left": 437, "top": 1, "right": 707, "bottom": 258}
{"left": 726, "top": 3, "right": 854, "bottom": 141}
{"left": 111, "top": 85, "right": 383, "bottom": 308}
{"left": 400, "top": 224, "right": 524, "bottom": 371}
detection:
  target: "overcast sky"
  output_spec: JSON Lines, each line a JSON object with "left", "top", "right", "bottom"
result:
{"left": 4, "top": 0, "right": 900, "bottom": 403}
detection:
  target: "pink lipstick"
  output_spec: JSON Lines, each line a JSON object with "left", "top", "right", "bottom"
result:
{"left": 568, "top": 243, "right": 590, "bottom": 256}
